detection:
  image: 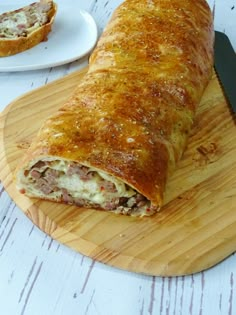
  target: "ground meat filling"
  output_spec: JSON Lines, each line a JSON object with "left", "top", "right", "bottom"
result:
{"left": 0, "top": 2, "right": 53, "bottom": 39}
{"left": 26, "top": 160, "right": 155, "bottom": 215}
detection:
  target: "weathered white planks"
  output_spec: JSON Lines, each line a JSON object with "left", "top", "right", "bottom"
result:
{"left": 0, "top": 0, "right": 236, "bottom": 314}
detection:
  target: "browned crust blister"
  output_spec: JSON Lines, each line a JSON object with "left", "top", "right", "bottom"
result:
{"left": 0, "top": 2, "right": 57, "bottom": 57}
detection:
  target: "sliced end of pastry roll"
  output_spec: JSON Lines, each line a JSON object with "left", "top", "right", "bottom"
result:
{"left": 16, "top": 157, "right": 160, "bottom": 217}
{"left": 0, "top": 1, "right": 57, "bottom": 57}
{"left": 15, "top": 0, "right": 214, "bottom": 216}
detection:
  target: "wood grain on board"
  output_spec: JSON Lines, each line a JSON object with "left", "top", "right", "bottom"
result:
{"left": 0, "top": 67, "right": 235, "bottom": 276}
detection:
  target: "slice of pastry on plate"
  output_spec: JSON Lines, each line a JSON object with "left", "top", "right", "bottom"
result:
{"left": 0, "top": 0, "right": 57, "bottom": 56}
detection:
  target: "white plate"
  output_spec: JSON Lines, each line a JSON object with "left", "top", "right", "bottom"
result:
{"left": 0, "top": 3, "right": 98, "bottom": 71}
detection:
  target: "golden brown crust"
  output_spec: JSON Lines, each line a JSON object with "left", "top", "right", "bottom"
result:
{"left": 0, "top": 2, "right": 57, "bottom": 57}
{"left": 16, "top": 0, "right": 214, "bottom": 210}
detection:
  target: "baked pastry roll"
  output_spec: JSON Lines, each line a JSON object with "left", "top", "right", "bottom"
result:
{"left": 0, "top": 1, "right": 57, "bottom": 57}
{"left": 15, "top": 0, "right": 214, "bottom": 216}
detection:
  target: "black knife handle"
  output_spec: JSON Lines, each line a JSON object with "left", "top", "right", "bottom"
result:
{"left": 214, "top": 31, "right": 236, "bottom": 113}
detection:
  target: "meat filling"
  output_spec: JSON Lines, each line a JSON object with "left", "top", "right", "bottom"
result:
{"left": 0, "top": 2, "right": 53, "bottom": 39}
{"left": 22, "top": 159, "right": 157, "bottom": 216}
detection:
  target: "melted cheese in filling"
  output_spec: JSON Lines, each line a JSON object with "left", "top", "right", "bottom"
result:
{"left": 0, "top": 2, "right": 52, "bottom": 38}
{"left": 24, "top": 159, "right": 135, "bottom": 204}
{"left": 18, "top": 159, "right": 155, "bottom": 216}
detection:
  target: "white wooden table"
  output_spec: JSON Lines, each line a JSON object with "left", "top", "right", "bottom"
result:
{"left": 0, "top": 1, "right": 235, "bottom": 314}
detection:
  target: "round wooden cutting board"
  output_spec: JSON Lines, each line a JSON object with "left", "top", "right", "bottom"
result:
{"left": 0, "top": 68, "right": 235, "bottom": 276}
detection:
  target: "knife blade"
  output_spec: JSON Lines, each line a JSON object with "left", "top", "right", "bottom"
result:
{"left": 214, "top": 31, "right": 236, "bottom": 113}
